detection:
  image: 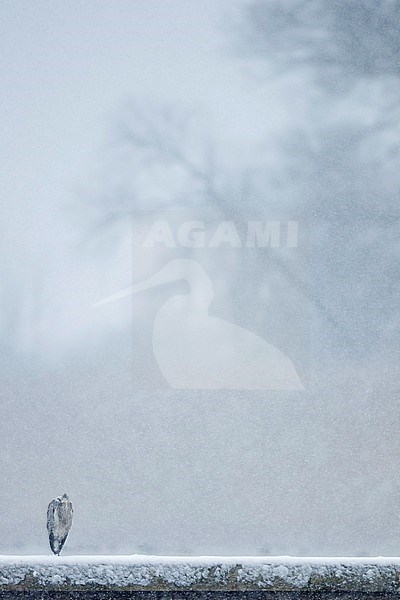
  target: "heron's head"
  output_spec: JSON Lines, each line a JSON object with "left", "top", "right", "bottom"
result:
{"left": 61, "top": 493, "right": 69, "bottom": 501}
{"left": 93, "top": 259, "right": 213, "bottom": 309}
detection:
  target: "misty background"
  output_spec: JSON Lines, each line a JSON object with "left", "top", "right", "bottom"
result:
{"left": 1, "top": 0, "right": 400, "bottom": 555}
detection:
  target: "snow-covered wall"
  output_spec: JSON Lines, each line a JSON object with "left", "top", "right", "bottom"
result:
{"left": 1, "top": 556, "right": 400, "bottom": 592}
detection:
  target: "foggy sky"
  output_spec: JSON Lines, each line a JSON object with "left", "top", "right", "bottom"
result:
{"left": 1, "top": 0, "right": 399, "bottom": 557}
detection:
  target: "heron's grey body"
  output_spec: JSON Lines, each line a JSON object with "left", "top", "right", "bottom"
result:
{"left": 47, "top": 493, "right": 73, "bottom": 555}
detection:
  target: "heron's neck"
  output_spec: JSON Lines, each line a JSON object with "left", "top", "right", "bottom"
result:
{"left": 186, "top": 275, "right": 213, "bottom": 311}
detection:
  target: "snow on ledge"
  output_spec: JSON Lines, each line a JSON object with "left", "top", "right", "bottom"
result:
{"left": 1, "top": 555, "right": 400, "bottom": 591}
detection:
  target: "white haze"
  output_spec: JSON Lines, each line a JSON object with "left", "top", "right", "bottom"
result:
{"left": 1, "top": 0, "right": 399, "bottom": 556}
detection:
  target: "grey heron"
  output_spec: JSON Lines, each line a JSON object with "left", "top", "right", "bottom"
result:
{"left": 47, "top": 493, "right": 73, "bottom": 555}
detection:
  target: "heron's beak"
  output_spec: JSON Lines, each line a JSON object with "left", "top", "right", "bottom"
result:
{"left": 92, "top": 264, "right": 178, "bottom": 308}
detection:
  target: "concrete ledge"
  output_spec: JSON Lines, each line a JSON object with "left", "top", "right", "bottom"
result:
{"left": 1, "top": 556, "right": 400, "bottom": 594}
